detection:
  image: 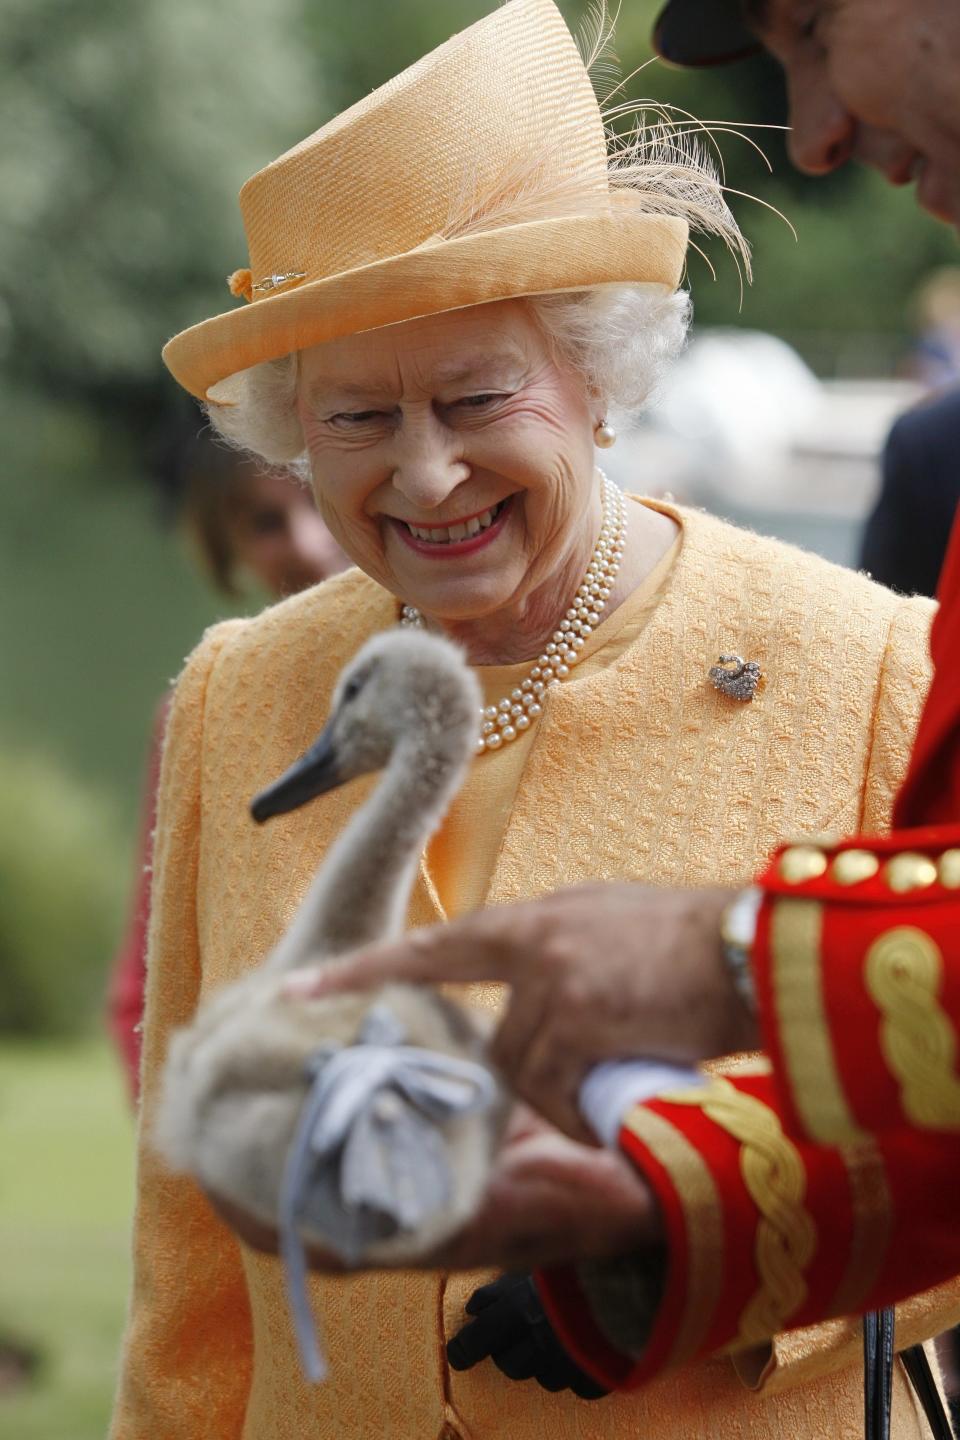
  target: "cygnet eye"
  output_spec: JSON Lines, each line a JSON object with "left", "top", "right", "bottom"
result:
{"left": 342, "top": 675, "right": 364, "bottom": 704}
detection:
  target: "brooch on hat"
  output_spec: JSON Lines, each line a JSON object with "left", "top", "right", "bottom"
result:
{"left": 227, "top": 269, "right": 307, "bottom": 303}
{"left": 708, "top": 653, "right": 763, "bottom": 702}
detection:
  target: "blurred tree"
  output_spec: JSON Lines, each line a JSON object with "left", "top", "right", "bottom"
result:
{"left": 0, "top": 745, "right": 124, "bottom": 1036}
{"left": 305, "top": 0, "right": 489, "bottom": 107}
{"left": 0, "top": 0, "right": 322, "bottom": 423}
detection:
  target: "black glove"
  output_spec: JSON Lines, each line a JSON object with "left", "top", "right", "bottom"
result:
{"left": 446, "top": 1272, "right": 609, "bottom": 1400}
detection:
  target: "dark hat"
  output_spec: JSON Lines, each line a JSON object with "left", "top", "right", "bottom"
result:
{"left": 652, "top": 0, "right": 761, "bottom": 68}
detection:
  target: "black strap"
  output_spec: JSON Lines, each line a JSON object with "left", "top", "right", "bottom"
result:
{"left": 902, "top": 1340, "right": 954, "bottom": 1440}
{"left": 865, "top": 1307, "right": 954, "bottom": 1440}
{"left": 864, "top": 1309, "right": 895, "bottom": 1440}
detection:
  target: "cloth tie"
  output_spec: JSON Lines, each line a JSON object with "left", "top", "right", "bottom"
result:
{"left": 279, "top": 1003, "right": 497, "bottom": 1381}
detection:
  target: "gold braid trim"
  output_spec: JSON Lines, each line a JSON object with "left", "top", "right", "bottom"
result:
{"left": 770, "top": 898, "right": 867, "bottom": 1144}
{"left": 662, "top": 1076, "right": 816, "bottom": 1345}
{"left": 621, "top": 1103, "right": 724, "bottom": 1367}
{"left": 865, "top": 926, "right": 960, "bottom": 1129}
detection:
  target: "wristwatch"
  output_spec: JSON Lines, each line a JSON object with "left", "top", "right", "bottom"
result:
{"left": 718, "top": 886, "right": 761, "bottom": 1014}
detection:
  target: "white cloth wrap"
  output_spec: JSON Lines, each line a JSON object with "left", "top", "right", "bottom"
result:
{"left": 279, "top": 1004, "right": 497, "bottom": 1382}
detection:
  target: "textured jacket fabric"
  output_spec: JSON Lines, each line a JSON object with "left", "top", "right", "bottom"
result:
{"left": 112, "top": 503, "right": 938, "bottom": 1440}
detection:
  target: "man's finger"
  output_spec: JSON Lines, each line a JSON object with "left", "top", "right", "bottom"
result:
{"left": 282, "top": 911, "right": 521, "bottom": 998}
{"left": 490, "top": 982, "right": 550, "bottom": 1087}
{"left": 515, "top": 1026, "right": 597, "bottom": 1144}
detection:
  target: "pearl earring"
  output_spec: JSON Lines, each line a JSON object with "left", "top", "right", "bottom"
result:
{"left": 594, "top": 419, "right": 616, "bottom": 449}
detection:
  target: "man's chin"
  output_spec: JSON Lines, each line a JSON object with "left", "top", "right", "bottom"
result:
{"left": 916, "top": 160, "right": 960, "bottom": 227}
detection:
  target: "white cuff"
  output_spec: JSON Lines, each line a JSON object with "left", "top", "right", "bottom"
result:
{"left": 579, "top": 1060, "right": 701, "bottom": 1147}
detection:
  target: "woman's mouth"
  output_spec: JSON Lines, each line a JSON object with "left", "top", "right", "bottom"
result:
{"left": 391, "top": 496, "right": 514, "bottom": 558}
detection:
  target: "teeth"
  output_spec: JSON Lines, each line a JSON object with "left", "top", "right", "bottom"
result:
{"left": 405, "top": 500, "right": 504, "bottom": 544}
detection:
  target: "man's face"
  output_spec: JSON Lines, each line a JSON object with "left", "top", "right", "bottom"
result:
{"left": 744, "top": 0, "right": 960, "bottom": 226}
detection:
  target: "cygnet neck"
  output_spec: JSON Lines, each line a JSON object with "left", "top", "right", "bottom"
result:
{"left": 266, "top": 734, "right": 469, "bottom": 971}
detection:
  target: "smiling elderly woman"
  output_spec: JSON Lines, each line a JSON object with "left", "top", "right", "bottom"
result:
{"left": 110, "top": 2, "right": 945, "bottom": 1439}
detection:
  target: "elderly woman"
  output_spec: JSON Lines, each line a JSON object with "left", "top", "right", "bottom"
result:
{"left": 111, "top": 1, "right": 955, "bottom": 1437}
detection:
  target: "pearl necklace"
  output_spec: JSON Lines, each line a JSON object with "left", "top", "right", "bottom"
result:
{"left": 399, "top": 473, "right": 627, "bottom": 755}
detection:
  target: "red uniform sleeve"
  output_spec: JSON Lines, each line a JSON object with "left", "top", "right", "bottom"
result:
{"left": 538, "top": 1063, "right": 960, "bottom": 1389}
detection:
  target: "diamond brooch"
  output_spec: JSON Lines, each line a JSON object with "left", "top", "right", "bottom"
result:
{"left": 709, "top": 654, "right": 763, "bottom": 702}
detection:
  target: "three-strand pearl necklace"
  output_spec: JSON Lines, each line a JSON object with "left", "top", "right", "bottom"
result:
{"left": 400, "top": 473, "right": 628, "bottom": 755}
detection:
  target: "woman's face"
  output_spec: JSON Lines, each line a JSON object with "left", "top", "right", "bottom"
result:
{"left": 296, "top": 300, "right": 600, "bottom": 624}
{"left": 228, "top": 467, "right": 348, "bottom": 598}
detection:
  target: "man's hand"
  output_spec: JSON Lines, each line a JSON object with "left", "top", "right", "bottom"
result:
{"left": 283, "top": 883, "right": 760, "bottom": 1139}
{"left": 434, "top": 1104, "right": 664, "bottom": 1270}
{"left": 207, "top": 1105, "right": 664, "bottom": 1272}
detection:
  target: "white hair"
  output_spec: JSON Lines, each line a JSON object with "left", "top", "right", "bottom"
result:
{"left": 204, "top": 284, "right": 691, "bottom": 467}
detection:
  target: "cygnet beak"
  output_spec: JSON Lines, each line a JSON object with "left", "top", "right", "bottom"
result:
{"left": 250, "top": 726, "right": 341, "bottom": 823}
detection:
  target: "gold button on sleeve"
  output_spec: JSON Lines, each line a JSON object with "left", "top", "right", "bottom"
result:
{"left": 832, "top": 849, "right": 881, "bottom": 886}
{"left": 939, "top": 850, "right": 960, "bottom": 890}
{"left": 884, "top": 853, "right": 938, "bottom": 894}
{"left": 779, "top": 845, "right": 829, "bottom": 885}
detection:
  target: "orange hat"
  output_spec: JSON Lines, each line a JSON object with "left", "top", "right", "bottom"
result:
{"left": 163, "top": 0, "right": 691, "bottom": 403}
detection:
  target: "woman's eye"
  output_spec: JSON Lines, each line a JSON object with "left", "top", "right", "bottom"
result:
{"left": 249, "top": 509, "right": 285, "bottom": 537}
{"left": 328, "top": 410, "right": 385, "bottom": 427}
{"left": 454, "top": 393, "right": 503, "bottom": 409}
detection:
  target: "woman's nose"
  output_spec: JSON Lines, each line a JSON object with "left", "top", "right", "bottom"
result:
{"left": 786, "top": 63, "right": 857, "bottom": 175}
{"left": 389, "top": 413, "right": 470, "bottom": 510}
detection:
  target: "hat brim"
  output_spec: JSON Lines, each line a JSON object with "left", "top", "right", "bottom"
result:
{"left": 652, "top": 0, "right": 761, "bottom": 68}
{"left": 162, "top": 212, "right": 688, "bottom": 403}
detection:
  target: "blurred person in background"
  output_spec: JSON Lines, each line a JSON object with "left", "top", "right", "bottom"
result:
{"left": 906, "top": 268, "right": 960, "bottom": 392}
{"left": 861, "top": 269, "right": 960, "bottom": 597}
{"left": 106, "top": 430, "right": 347, "bottom": 1103}
{"left": 861, "top": 383, "right": 960, "bottom": 597}
{"left": 177, "top": 433, "right": 349, "bottom": 601}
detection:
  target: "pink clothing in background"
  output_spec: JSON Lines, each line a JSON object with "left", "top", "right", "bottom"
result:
{"left": 106, "top": 696, "right": 169, "bottom": 1104}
